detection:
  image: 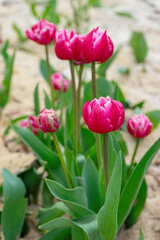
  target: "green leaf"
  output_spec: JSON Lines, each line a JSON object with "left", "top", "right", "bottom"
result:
{"left": 125, "top": 179, "right": 147, "bottom": 228}
{"left": 81, "top": 128, "right": 95, "bottom": 154}
{"left": 2, "top": 169, "right": 27, "bottom": 240}
{"left": 40, "top": 59, "right": 55, "bottom": 84}
{"left": 82, "top": 158, "right": 101, "bottom": 213}
{"left": 138, "top": 229, "right": 144, "bottom": 240}
{"left": 145, "top": 110, "right": 160, "bottom": 130}
{"left": 19, "top": 166, "right": 42, "bottom": 203}
{"left": 72, "top": 226, "right": 86, "bottom": 240}
{"left": 98, "top": 152, "right": 122, "bottom": 240}
{"left": 108, "top": 133, "right": 117, "bottom": 176}
{"left": 97, "top": 49, "right": 120, "bottom": 77}
{"left": 130, "top": 31, "right": 148, "bottom": 63}
{"left": 44, "top": 90, "right": 52, "bottom": 109}
{"left": 41, "top": 180, "right": 54, "bottom": 208}
{"left": 46, "top": 179, "right": 88, "bottom": 207}
{"left": 112, "top": 131, "right": 128, "bottom": 156}
{"left": 34, "top": 83, "right": 40, "bottom": 115}
{"left": 12, "top": 23, "right": 27, "bottom": 42}
{"left": 4, "top": 115, "right": 28, "bottom": 135}
{"left": 118, "top": 138, "right": 160, "bottom": 229}
{"left": 40, "top": 215, "right": 101, "bottom": 240}
{"left": 39, "top": 228, "right": 70, "bottom": 240}
{"left": 42, "top": 0, "right": 59, "bottom": 24}
{"left": 12, "top": 125, "right": 67, "bottom": 186}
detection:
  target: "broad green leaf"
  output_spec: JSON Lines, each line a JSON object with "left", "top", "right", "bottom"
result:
{"left": 97, "top": 49, "right": 120, "bottom": 77}
{"left": 19, "top": 166, "right": 42, "bottom": 203}
{"left": 42, "top": 0, "right": 59, "bottom": 24}
{"left": 125, "top": 179, "right": 147, "bottom": 228}
{"left": 118, "top": 138, "right": 160, "bottom": 229}
{"left": 130, "top": 31, "right": 148, "bottom": 63}
{"left": 12, "top": 125, "right": 67, "bottom": 186}
{"left": 146, "top": 110, "right": 160, "bottom": 130}
{"left": 2, "top": 169, "right": 27, "bottom": 240}
{"left": 71, "top": 226, "right": 86, "bottom": 240}
{"left": 98, "top": 152, "right": 122, "bottom": 240}
{"left": 38, "top": 202, "right": 71, "bottom": 226}
{"left": 41, "top": 180, "right": 54, "bottom": 208}
{"left": 34, "top": 83, "right": 40, "bottom": 115}
{"left": 40, "top": 59, "right": 55, "bottom": 84}
{"left": 4, "top": 115, "right": 28, "bottom": 135}
{"left": 40, "top": 215, "right": 101, "bottom": 240}
{"left": 108, "top": 133, "right": 117, "bottom": 176}
{"left": 138, "top": 229, "right": 144, "bottom": 240}
{"left": 44, "top": 90, "right": 52, "bottom": 109}
{"left": 81, "top": 127, "right": 95, "bottom": 154}
{"left": 46, "top": 179, "right": 88, "bottom": 207}
{"left": 39, "top": 228, "right": 70, "bottom": 240}
{"left": 112, "top": 81, "right": 127, "bottom": 106}
{"left": 112, "top": 131, "right": 128, "bottom": 156}
{"left": 45, "top": 179, "right": 94, "bottom": 217}
{"left": 82, "top": 158, "right": 101, "bottom": 213}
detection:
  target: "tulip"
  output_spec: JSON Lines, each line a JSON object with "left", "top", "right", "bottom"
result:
{"left": 82, "top": 27, "right": 114, "bottom": 64}
{"left": 21, "top": 116, "right": 39, "bottom": 135}
{"left": 38, "top": 108, "right": 61, "bottom": 133}
{"left": 127, "top": 113, "right": 153, "bottom": 138}
{"left": 51, "top": 72, "right": 70, "bottom": 92}
{"left": 26, "top": 19, "right": 56, "bottom": 45}
{"left": 82, "top": 96, "right": 125, "bottom": 134}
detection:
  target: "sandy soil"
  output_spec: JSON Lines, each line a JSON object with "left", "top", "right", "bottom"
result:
{"left": 0, "top": 0, "right": 160, "bottom": 239}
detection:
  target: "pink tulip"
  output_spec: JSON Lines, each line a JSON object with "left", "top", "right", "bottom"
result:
{"left": 127, "top": 113, "right": 153, "bottom": 138}
{"left": 82, "top": 27, "right": 114, "bottom": 63}
{"left": 51, "top": 72, "right": 70, "bottom": 92}
{"left": 55, "top": 29, "right": 85, "bottom": 64}
{"left": 82, "top": 96, "right": 125, "bottom": 134}
{"left": 21, "top": 116, "right": 39, "bottom": 135}
{"left": 38, "top": 108, "right": 61, "bottom": 133}
{"left": 26, "top": 19, "right": 56, "bottom": 45}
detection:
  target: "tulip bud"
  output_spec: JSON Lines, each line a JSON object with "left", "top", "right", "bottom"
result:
{"left": 20, "top": 116, "right": 39, "bottom": 135}
{"left": 51, "top": 72, "right": 70, "bottom": 92}
{"left": 127, "top": 113, "right": 153, "bottom": 138}
{"left": 82, "top": 27, "right": 114, "bottom": 63}
{"left": 82, "top": 96, "right": 125, "bottom": 134}
{"left": 38, "top": 108, "right": 61, "bottom": 133}
{"left": 26, "top": 19, "right": 56, "bottom": 45}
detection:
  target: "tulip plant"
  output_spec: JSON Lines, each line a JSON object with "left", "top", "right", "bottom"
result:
{"left": 2, "top": 19, "right": 160, "bottom": 240}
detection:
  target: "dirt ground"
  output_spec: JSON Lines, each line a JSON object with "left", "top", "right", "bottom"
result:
{"left": 0, "top": 0, "right": 160, "bottom": 239}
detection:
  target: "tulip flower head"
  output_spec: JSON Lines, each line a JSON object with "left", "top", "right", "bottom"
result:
{"left": 55, "top": 29, "right": 86, "bottom": 64}
{"left": 82, "top": 96, "right": 125, "bottom": 134}
{"left": 26, "top": 19, "right": 56, "bottom": 45}
{"left": 38, "top": 108, "right": 61, "bottom": 133}
{"left": 21, "top": 116, "right": 39, "bottom": 135}
{"left": 51, "top": 72, "right": 70, "bottom": 92}
{"left": 82, "top": 27, "right": 114, "bottom": 64}
{"left": 127, "top": 113, "right": 153, "bottom": 138}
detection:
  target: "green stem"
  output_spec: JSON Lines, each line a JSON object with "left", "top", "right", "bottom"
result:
{"left": 51, "top": 133, "right": 73, "bottom": 188}
{"left": 77, "top": 64, "right": 84, "bottom": 149}
{"left": 45, "top": 45, "right": 55, "bottom": 108}
{"left": 69, "top": 60, "right": 78, "bottom": 155}
{"left": 103, "top": 133, "right": 110, "bottom": 190}
{"left": 128, "top": 138, "right": 140, "bottom": 176}
{"left": 91, "top": 61, "right": 101, "bottom": 169}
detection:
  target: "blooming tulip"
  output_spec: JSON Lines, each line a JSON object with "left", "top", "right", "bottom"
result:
{"left": 51, "top": 72, "right": 70, "bottom": 92}
{"left": 82, "top": 96, "right": 125, "bottom": 134}
{"left": 26, "top": 19, "right": 56, "bottom": 45}
{"left": 55, "top": 29, "right": 85, "bottom": 64}
{"left": 21, "top": 116, "right": 39, "bottom": 135}
{"left": 38, "top": 108, "right": 61, "bottom": 133}
{"left": 82, "top": 27, "right": 114, "bottom": 63}
{"left": 127, "top": 113, "right": 153, "bottom": 138}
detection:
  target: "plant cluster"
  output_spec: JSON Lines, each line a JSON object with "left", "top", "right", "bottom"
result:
{"left": 1, "top": 15, "right": 160, "bottom": 240}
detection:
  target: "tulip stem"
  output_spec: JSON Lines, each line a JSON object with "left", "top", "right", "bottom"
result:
{"left": 128, "top": 138, "right": 140, "bottom": 176}
{"left": 51, "top": 133, "right": 73, "bottom": 189}
{"left": 103, "top": 133, "right": 110, "bottom": 190}
{"left": 45, "top": 45, "right": 55, "bottom": 108}
{"left": 69, "top": 60, "right": 78, "bottom": 155}
{"left": 91, "top": 61, "right": 101, "bottom": 169}
{"left": 77, "top": 64, "right": 84, "bottom": 149}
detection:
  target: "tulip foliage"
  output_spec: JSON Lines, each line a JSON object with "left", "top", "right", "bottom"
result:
{"left": 2, "top": 19, "right": 160, "bottom": 240}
